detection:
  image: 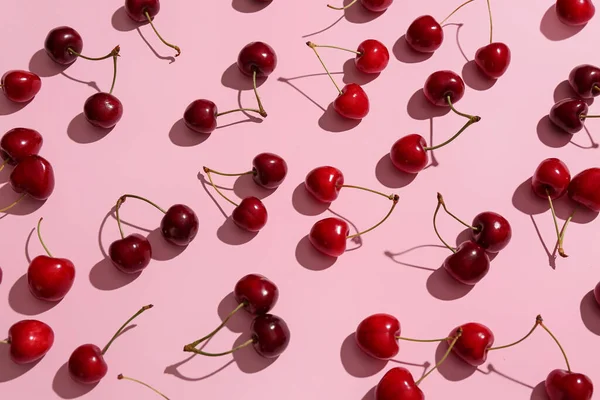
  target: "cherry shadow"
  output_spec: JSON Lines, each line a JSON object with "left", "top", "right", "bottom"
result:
{"left": 295, "top": 235, "right": 337, "bottom": 270}
{"left": 434, "top": 341, "right": 477, "bottom": 381}
{"left": 340, "top": 333, "right": 387, "bottom": 377}
{"left": 52, "top": 361, "right": 96, "bottom": 399}
{"left": 406, "top": 88, "right": 450, "bottom": 120}
{"left": 0, "top": 95, "right": 28, "bottom": 115}
{"left": 553, "top": 80, "right": 594, "bottom": 105}
{"left": 232, "top": 0, "right": 271, "bottom": 12}
{"left": 217, "top": 217, "right": 259, "bottom": 245}
{"left": 318, "top": 103, "right": 362, "bottom": 132}
{"left": 169, "top": 118, "right": 210, "bottom": 146}
{"left": 8, "top": 274, "right": 58, "bottom": 315}
{"left": 462, "top": 60, "right": 496, "bottom": 91}
{"left": 222, "top": 62, "right": 266, "bottom": 91}
{"left": 233, "top": 174, "right": 275, "bottom": 200}
{"left": 0, "top": 163, "right": 10, "bottom": 183}
{"left": 374, "top": 154, "right": 418, "bottom": 189}
{"left": 111, "top": 6, "right": 137, "bottom": 31}
{"left": 302, "top": 15, "right": 345, "bottom": 38}
{"left": 67, "top": 113, "right": 113, "bottom": 144}
{"left": 292, "top": 182, "right": 329, "bottom": 216}
{"left": 89, "top": 257, "right": 140, "bottom": 290}
{"left": 0, "top": 185, "right": 46, "bottom": 216}
{"left": 426, "top": 267, "right": 474, "bottom": 301}
{"left": 147, "top": 228, "right": 186, "bottom": 261}
{"left": 486, "top": 364, "right": 535, "bottom": 390}
{"left": 540, "top": 4, "right": 585, "bottom": 41}
{"left": 530, "top": 381, "right": 549, "bottom": 400}
{"left": 580, "top": 290, "right": 600, "bottom": 335}
{"left": 136, "top": 27, "right": 176, "bottom": 63}
{"left": 392, "top": 35, "right": 433, "bottom": 64}
{"left": 231, "top": 332, "right": 278, "bottom": 373}
{"left": 338, "top": 0, "right": 384, "bottom": 24}
{"left": 553, "top": 195, "right": 599, "bottom": 223}
{"left": 342, "top": 58, "right": 379, "bottom": 85}
{"left": 529, "top": 215, "right": 557, "bottom": 270}
{"left": 218, "top": 292, "right": 253, "bottom": 333}
{"left": 0, "top": 345, "right": 41, "bottom": 382}
{"left": 537, "top": 115, "right": 571, "bottom": 148}
{"left": 60, "top": 72, "right": 100, "bottom": 92}
{"left": 512, "top": 177, "right": 551, "bottom": 215}
{"left": 28, "top": 48, "right": 68, "bottom": 77}
{"left": 361, "top": 386, "right": 376, "bottom": 400}
{"left": 164, "top": 353, "right": 235, "bottom": 381}
{"left": 277, "top": 76, "right": 329, "bottom": 112}
{"left": 384, "top": 245, "right": 442, "bottom": 272}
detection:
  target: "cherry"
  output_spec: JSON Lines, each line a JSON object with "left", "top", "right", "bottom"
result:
{"left": 309, "top": 217, "right": 350, "bottom": 257}
{"left": 546, "top": 370, "right": 594, "bottom": 400}
{"left": 125, "top": 0, "right": 181, "bottom": 56}
{"left": 234, "top": 273, "right": 279, "bottom": 315}
{"left": 3, "top": 319, "right": 54, "bottom": 364}
{"left": 305, "top": 166, "right": 344, "bottom": 203}
{"left": 0, "top": 128, "right": 43, "bottom": 167}
{"left": 1, "top": 70, "right": 42, "bottom": 103}
{"left": 443, "top": 241, "right": 491, "bottom": 284}
{"left": 594, "top": 281, "right": 600, "bottom": 305}
{"left": 108, "top": 233, "right": 152, "bottom": 274}
{"left": 160, "top": 204, "right": 199, "bottom": 246}
{"left": 470, "top": 212, "right": 512, "bottom": 253}
{"left": 424, "top": 70, "right": 465, "bottom": 106}
{"left": 183, "top": 99, "right": 267, "bottom": 134}
{"left": 568, "top": 168, "right": 600, "bottom": 212}
{"left": 252, "top": 153, "right": 288, "bottom": 189}
{"left": 118, "top": 373, "right": 170, "bottom": 398}
{"left": 2, "top": 155, "right": 55, "bottom": 213}
{"left": 549, "top": 98, "right": 590, "bottom": 134}
{"left": 569, "top": 64, "right": 600, "bottom": 98}
{"left": 449, "top": 322, "right": 494, "bottom": 366}
{"left": 555, "top": 0, "right": 596, "bottom": 26}
{"left": 306, "top": 40, "right": 389, "bottom": 74}
{"left": 473, "top": 1, "right": 511, "bottom": 79}
{"left": 27, "top": 218, "right": 75, "bottom": 302}
{"left": 237, "top": 41, "right": 277, "bottom": 117}
{"left": 355, "top": 313, "right": 400, "bottom": 360}
{"left": 250, "top": 314, "right": 291, "bottom": 358}
{"left": 326, "top": 0, "right": 393, "bottom": 12}
{"left": 68, "top": 304, "right": 153, "bottom": 384}
{"left": 44, "top": 26, "right": 83, "bottom": 65}
{"left": 84, "top": 92, "right": 123, "bottom": 129}
{"left": 389, "top": 134, "right": 429, "bottom": 174}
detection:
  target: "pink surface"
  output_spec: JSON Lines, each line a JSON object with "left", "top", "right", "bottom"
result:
{"left": 1, "top": 0, "right": 600, "bottom": 399}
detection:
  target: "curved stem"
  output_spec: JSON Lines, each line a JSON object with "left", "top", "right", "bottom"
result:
{"left": 396, "top": 336, "right": 450, "bottom": 343}
{"left": 486, "top": 0, "right": 493, "bottom": 43}
{"left": 252, "top": 69, "right": 268, "bottom": 118}
{"left": 489, "top": 315, "right": 542, "bottom": 351}
{"left": 309, "top": 43, "right": 361, "bottom": 55}
{"left": 67, "top": 46, "right": 119, "bottom": 61}
{"left": 120, "top": 194, "right": 167, "bottom": 214}
{"left": 339, "top": 184, "right": 395, "bottom": 200}
{"left": 347, "top": 195, "right": 399, "bottom": 239}
{"left": 433, "top": 193, "right": 456, "bottom": 253}
{"left": 424, "top": 104, "right": 480, "bottom": 151}
{"left": 0, "top": 194, "right": 26, "bottom": 213}
{"left": 539, "top": 319, "right": 571, "bottom": 372}
{"left": 109, "top": 52, "right": 118, "bottom": 95}
{"left": 114, "top": 196, "right": 126, "bottom": 239}
{"left": 36, "top": 218, "right": 53, "bottom": 258}
{"left": 185, "top": 302, "right": 246, "bottom": 350}
{"left": 327, "top": 0, "right": 357, "bottom": 10}
{"left": 216, "top": 108, "right": 264, "bottom": 117}
{"left": 184, "top": 338, "right": 255, "bottom": 357}
{"left": 118, "top": 374, "right": 170, "bottom": 399}
{"left": 203, "top": 168, "right": 253, "bottom": 177}
{"left": 203, "top": 167, "right": 239, "bottom": 207}
{"left": 102, "top": 304, "right": 153, "bottom": 355}
{"left": 306, "top": 42, "right": 342, "bottom": 94}
{"left": 440, "top": 0, "right": 476, "bottom": 24}
{"left": 144, "top": 11, "right": 181, "bottom": 57}
{"left": 557, "top": 208, "right": 576, "bottom": 258}
{"left": 438, "top": 196, "right": 478, "bottom": 230}
{"left": 415, "top": 328, "right": 462, "bottom": 385}
{"left": 546, "top": 191, "right": 566, "bottom": 257}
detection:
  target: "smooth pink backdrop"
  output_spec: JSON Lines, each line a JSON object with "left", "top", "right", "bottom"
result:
{"left": 1, "top": 0, "right": 600, "bottom": 399}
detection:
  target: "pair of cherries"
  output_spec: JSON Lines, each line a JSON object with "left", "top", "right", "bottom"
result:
{"left": 1, "top": 69, "right": 42, "bottom": 103}
{"left": 184, "top": 41, "right": 277, "bottom": 134}
{"left": 305, "top": 166, "right": 399, "bottom": 257}
{"left": 108, "top": 194, "right": 199, "bottom": 274}
{"left": 183, "top": 274, "right": 290, "bottom": 359}
{"left": 390, "top": 70, "right": 481, "bottom": 175}
{"left": 0, "top": 128, "right": 55, "bottom": 213}
{"left": 203, "top": 152, "right": 288, "bottom": 232}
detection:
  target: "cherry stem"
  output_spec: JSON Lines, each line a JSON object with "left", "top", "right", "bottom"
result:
{"left": 36, "top": 217, "right": 53, "bottom": 258}
{"left": 184, "top": 302, "right": 246, "bottom": 350}
{"left": 489, "top": 315, "right": 542, "bottom": 351}
{"left": 144, "top": 11, "right": 181, "bottom": 57}
{"left": 0, "top": 193, "right": 26, "bottom": 213}
{"left": 486, "top": 0, "right": 493, "bottom": 43}
{"left": 0, "top": 159, "right": 7, "bottom": 172}
{"left": 109, "top": 51, "right": 119, "bottom": 95}
{"left": 203, "top": 167, "right": 239, "bottom": 207}
{"left": 423, "top": 97, "right": 480, "bottom": 151}
{"left": 120, "top": 194, "right": 167, "bottom": 214}
{"left": 339, "top": 184, "right": 396, "bottom": 200}
{"left": 204, "top": 168, "right": 254, "bottom": 177}
{"left": 539, "top": 318, "right": 571, "bottom": 372}
{"left": 415, "top": 328, "right": 462, "bottom": 385}
{"left": 438, "top": 195, "right": 478, "bottom": 231}
{"left": 546, "top": 190, "right": 566, "bottom": 257}
{"left": 581, "top": 114, "right": 600, "bottom": 119}
{"left": 308, "top": 43, "right": 362, "bottom": 56}
{"left": 594, "top": 85, "right": 600, "bottom": 93}
{"left": 251, "top": 69, "right": 268, "bottom": 118}
{"left": 216, "top": 108, "right": 264, "bottom": 117}
{"left": 327, "top": 0, "right": 357, "bottom": 10}
{"left": 396, "top": 336, "right": 450, "bottom": 343}
{"left": 67, "top": 45, "right": 120, "bottom": 61}
{"left": 114, "top": 196, "right": 127, "bottom": 239}
{"left": 184, "top": 338, "right": 255, "bottom": 357}
{"left": 557, "top": 208, "right": 576, "bottom": 258}
{"left": 433, "top": 193, "right": 456, "bottom": 253}
{"left": 118, "top": 374, "right": 170, "bottom": 399}
{"left": 347, "top": 194, "right": 399, "bottom": 239}
{"left": 101, "top": 304, "right": 153, "bottom": 355}
{"left": 440, "top": 0, "right": 476, "bottom": 24}
{"left": 0, "top": 339, "right": 8, "bottom": 345}
{"left": 306, "top": 41, "right": 342, "bottom": 95}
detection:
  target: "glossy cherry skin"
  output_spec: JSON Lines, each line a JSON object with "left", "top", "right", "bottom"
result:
{"left": 546, "top": 369, "right": 594, "bottom": 400}
{"left": 390, "top": 134, "right": 428, "bottom": 174}
{"left": 405, "top": 15, "right": 443, "bottom": 53}
{"left": 423, "top": 70, "right": 465, "bottom": 106}
{"left": 360, "top": 0, "right": 393, "bottom": 12}
{"left": 375, "top": 367, "right": 424, "bottom": 400}
{"left": 0, "top": 128, "right": 43, "bottom": 166}
{"left": 125, "top": 0, "right": 160, "bottom": 22}
{"left": 9, "top": 155, "right": 55, "bottom": 200}
{"left": 594, "top": 281, "right": 600, "bottom": 305}
{"left": 1, "top": 70, "right": 42, "bottom": 103}
{"left": 251, "top": 314, "right": 290, "bottom": 358}
{"left": 556, "top": 0, "right": 596, "bottom": 26}
{"left": 355, "top": 40, "right": 389, "bottom": 74}
{"left": 84, "top": 93, "right": 123, "bottom": 129}
{"left": 44, "top": 26, "right": 83, "bottom": 65}
{"left": 234, "top": 273, "right": 279, "bottom": 315}
{"left": 68, "top": 344, "right": 108, "bottom": 384}
{"left": 449, "top": 322, "right": 494, "bottom": 366}
{"left": 309, "top": 217, "right": 349, "bottom": 257}
{"left": 305, "top": 166, "right": 344, "bottom": 203}
{"left": 569, "top": 64, "right": 600, "bottom": 98}
{"left": 237, "top": 42, "right": 277, "bottom": 77}
{"left": 7, "top": 320, "right": 54, "bottom": 364}
{"left": 160, "top": 204, "right": 199, "bottom": 246}
{"left": 549, "top": 98, "right": 588, "bottom": 134}
{"left": 443, "top": 241, "right": 491, "bottom": 285}
{"left": 108, "top": 234, "right": 152, "bottom": 274}
{"left": 333, "top": 83, "right": 369, "bottom": 119}
{"left": 567, "top": 168, "right": 600, "bottom": 212}
{"left": 252, "top": 152, "right": 288, "bottom": 189}
{"left": 27, "top": 255, "right": 76, "bottom": 302}
{"left": 183, "top": 99, "right": 217, "bottom": 134}
{"left": 532, "top": 158, "right": 571, "bottom": 199}
{"left": 475, "top": 43, "right": 511, "bottom": 79}
{"left": 355, "top": 313, "right": 400, "bottom": 360}
{"left": 232, "top": 197, "right": 268, "bottom": 232}
{"left": 471, "top": 212, "right": 512, "bottom": 253}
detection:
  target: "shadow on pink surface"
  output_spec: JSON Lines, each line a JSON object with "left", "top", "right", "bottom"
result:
{"left": 0, "top": 184, "right": 46, "bottom": 216}
{"left": 435, "top": 341, "right": 477, "bottom": 381}
{"left": 0, "top": 94, "right": 29, "bottom": 116}
{"left": 537, "top": 114, "right": 599, "bottom": 149}
{"left": 67, "top": 113, "right": 113, "bottom": 144}
{"left": 341, "top": 58, "right": 380, "bottom": 85}
{"left": 52, "top": 362, "right": 96, "bottom": 399}
{"left": 169, "top": 118, "right": 210, "bottom": 147}
{"left": 331, "top": 0, "right": 384, "bottom": 24}
{"left": 218, "top": 292, "right": 254, "bottom": 333}
{"left": 233, "top": 173, "right": 276, "bottom": 200}
{"left": 462, "top": 60, "right": 497, "bottom": 91}
{"left": 554, "top": 80, "right": 594, "bottom": 106}
{"left": 361, "top": 386, "right": 376, "bottom": 400}
{"left": 392, "top": 35, "right": 433, "bottom": 64}
{"left": 339, "top": 333, "right": 386, "bottom": 377}
{"left": 530, "top": 381, "right": 549, "bottom": 400}
{"left": 318, "top": 103, "right": 362, "bottom": 133}
{"left": 9, "top": 274, "right": 58, "bottom": 315}
{"left": 222, "top": 62, "right": 267, "bottom": 92}
{"left": 374, "top": 154, "right": 418, "bottom": 189}
{"left": 540, "top": 5, "right": 585, "bottom": 41}
{"left": 232, "top": 0, "right": 271, "bottom": 13}
{"left": 292, "top": 182, "right": 329, "bottom": 216}
{"left": 580, "top": 290, "right": 600, "bottom": 335}
{"left": 0, "top": 345, "right": 41, "bottom": 383}
{"left": 295, "top": 235, "right": 337, "bottom": 270}
{"left": 60, "top": 71, "right": 100, "bottom": 93}
{"left": 406, "top": 89, "right": 451, "bottom": 121}
{"left": 28, "top": 49, "right": 68, "bottom": 78}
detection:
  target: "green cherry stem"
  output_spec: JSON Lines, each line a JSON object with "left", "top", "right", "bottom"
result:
{"left": 433, "top": 193, "right": 457, "bottom": 253}
{"left": 0, "top": 339, "right": 9, "bottom": 345}
{"left": 486, "top": 0, "right": 493, "bottom": 44}
{"left": 539, "top": 317, "right": 571, "bottom": 372}
{"left": 0, "top": 159, "right": 7, "bottom": 172}
{"left": 347, "top": 195, "right": 399, "bottom": 239}
{"left": 144, "top": 11, "right": 181, "bottom": 57}
{"left": 415, "top": 328, "right": 463, "bottom": 385}
{"left": 67, "top": 45, "right": 120, "bottom": 61}
{"left": 252, "top": 69, "right": 268, "bottom": 118}
{"left": 216, "top": 108, "right": 264, "bottom": 117}
{"left": 184, "top": 338, "right": 255, "bottom": 357}
{"left": 109, "top": 50, "right": 119, "bottom": 95}
{"left": 338, "top": 184, "right": 396, "bottom": 200}
{"left": 0, "top": 194, "right": 27, "bottom": 213}
{"left": 437, "top": 194, "right": 478, "bottom": 231}
{"left": 114, "top": 196, "right": 127, "bottom": 239}
{"left": 545, "top": 190, "right": 567, "bottom": 257}
{"left": 36, "top": 217, "right": 53, "bottom": 257}
{"left": 327, "top": 0, "right": 357, "bottom": 10}
{"left": 184, "top": 302, "right": 247, "bottom": 350}
{"left": 396, "top": 335, "right": 451, "bottom": 343}
{"left": 306, "top": 41, "right": 342, "bottom": 95}
{"left": 203, "top": 167, "right": 239, "bottom": 207}
{"left": 119, "top": 194, "right": 167, "bottom": 214}
{"left": 440, "top": 0, "right": 476, "bottom": 24}
{"left": 423, "top": 97, "right": 481, "bottom": 151}
{"left": 307, "top": 42, "right": 361, "bottom": 55}
{"left": 102, "top": 304, "right": 153, "bottom": 355}
{"left": 557, "top": 209, "right": 576, "bottom": 258}
{"left": 489, "top": 315, "right": 542, "bottom": 351}
{"left": 118, "top": 374, "right": 170, "bottom": 399}
{"left": 204, "top": 168, "right": 254, "bottom": 178}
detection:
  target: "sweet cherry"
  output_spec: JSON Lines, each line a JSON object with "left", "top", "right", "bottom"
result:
{"left": 234, "top": 273, "right": 279, "bottom": 315}
{"left": 424, "top": 70, "right": 465, "bottom": 106}
{"left": 474, "top": 0, "right": 511, "bottom": 79}
{"left": 3, "top": 319, "right": 54, "bottom": 364}
{"left": 569, "top": 64, "right": 600, "bottom": 98}
{"left": 355, "top": 313, "right": 400, "bottom": 360}
{"left": 44, "top": 26, "right": 83, "bottom": 65}
{"left": 84, "top": 92, "right": 123, "bottom": 129}
{"left": 568, "top": 168, "right": 600, "bottom": 212}
{"left": 237, "top": 41, "right": 277, "bottom": 117}
{"left": 4, "top": 155, "right": 55, "bottom": 213}
{"left": 250, "top": 314, "right": 291, "bottom": 358}
{"left": 546, "top": 369, "right": 594, "bottom": 400}
{"left": 555, "top": 0, "right": 595, "bottom": 26}
{"left": 0, "top": 128, "right": 43, "bottom": 167}
{"left": 549, "top": 98, "right": 590, "bottom": 134}
{"left": 449, "top": 322, "right": 494, "bottom": 366}
{"left": 305, "top": 166, "right": 344, "bottom": 203}
{"left": 1, "top": 70, "right": 42, "bottom": 103}
{"left": 309, "top": 217, "right": 350, "bottom": 257}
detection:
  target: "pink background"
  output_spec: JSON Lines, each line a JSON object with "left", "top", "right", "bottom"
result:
{"left": 1, "top": 0, "right": 600, "bottom": 398}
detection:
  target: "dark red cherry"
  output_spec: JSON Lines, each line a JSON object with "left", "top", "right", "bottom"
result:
{"left": 355, "top": 39, "right": 389, "bottom": 74}
{"left": 532, "top": 158, "right": 571, "bottom": 199}
{"left": 389, "top": 134, "right": 428, "bottom": 174}
{"left": 252, "top": 152, "right": 288, "bottom": 189}
{"left": 449, "top": 322, "right": 494, "bottom": 366}
{"left": 405, "top": 15, "right": 443, "bottom": 53}
{"left": 474, "top": 42, "right": 511, "bottom": 79}
{"left": 549, "top": 98, "right": 588, "bottom": 134}
{"left": 250, "top": 314, "right": 290, "bottom": 358}
{"left": 234, "top": 273, "right": 279, "bottom": 315}
{"left": 471, "top": 212, "right": 512, "bottom": 253}
{"left": 360, "top": 0, "right": 393, "bottom": 12}
{"left": 68, "top": 344, "right": 107, "bottom": 384}
{"left": 555, "top": 0, "right": 596, "bottom": 26}
{"left": 333, "top": 83, "right": 369, "bottom": 119}
{"left": 443, "top": 240, "right": 490, "bottom": 285}
{"left": 237, "top": 42, "right": 277, "bottom": 77}
{"left": 423, "top": 70, "right": 465, "bottom": 106}
{"left": 567, "top": 168, "right": 600, "bottom": 212}
{"left": 309, "top": 217, "right": 349, "bottom": 257}
{"left": 375, "top": 367, "right": 424, "bottom": 400}
{"left": 305, "top": 166, "right": 344, "bottom": 203}
{"left": 1, "top": 70, "right": 42, "bottom": 103}
{"left": 545, "top": 369, "right": 594, "bottom": 400}
{"left": 569, "top": 64, "right": 600, "bottom": 98}
{"left": 7, "top": 319, "right": 54, "bottom": 364}
{"left": 125, "top": 0, "right": 160, "bottom": 22}
{"left": 108, "top": 233, "right": 152, "bottom": 274}
{"left": 1, "top": 128, "right": 43, "bottom": 166}
{"left": 232, "top": 197, "right": 268, "bottom": 232}
{"left": 83, "top": 92, "right": 123, "bottom": 129}
{"left": 9, "top": 155, "right": 55, "bottom": 200}
{"left": 160, "top": 204, "right": 199, "bottom": 246}
{"left": 44, "top": 26, "right": 83, "bottom": 65}
{"left": 183, "top": 99, "right": 217, "bottom": 134}
{"left": 355, "top": 313, "right": 400, "bottom": 360}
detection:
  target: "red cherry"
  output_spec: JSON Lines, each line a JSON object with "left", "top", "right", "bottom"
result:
{"left": 532, "top": 158, "right": 571, "bottom": 199}
{"left": 83, "top": 92, "right": 123, "bottom": 129}
{"left": 234, "top": 274, "right": 279, "bottom": 315}
{"left": 355, "top": 40, "right": 389, "bottom": 74}
{"left": 6, "top": 319, "right": 54, "bottom": 364}
{"left": 305, "top": 166, "right": 344, "bottom": 203}
{"left": 9, "top": 155, "right": 55, "bottom": 200}
{"left": 237, "top": 42, "right": 278, "bottom": 78}
{"left": 160, "top": 204, "right": 199, "bottom": 246}
{"left": 569, "top": 64, "right": 600, "bottom": 98}
{"left": 474, "top": 43, "right": 511, "bottom": 79}
{"left": 124, "top": 0, "right": 160, "bottom": 21}
{"left": 567, "top": 168, "right": 600, "bottom": 212}
{"left": 423, "top": 70, "right": 465, "bottom": 106}
{"left": 1, "top": 70, "right": 42, "bottom": 103}
{"left": 108, "top": 233, "right": 152, "bottom": 274}
{"left": 250, "top": 314, "right": 290, "bottom": 358}
{"left": 546, "top": 369, "right": 594, "bottom": 400}
{"left": 183, "top": 99, "right": 217, "bottom": 134}
{"left": 471, "top": 212, "right": 512, "bottom": 253}
{"left": 355, "top": 313, "right": 400, "bottom": 360}
{"left": 44, "top": 26, "right": 83, "bottom": 65}
{"left": 232, "top": 197, "right": 268, "bottom": 232}
{"left": 389, "top": 134, "right": 428, "bottom": 174}
{"left": 549, "top": 98, "right": 588, "bottom": 134}
{"left": 333, "top": 83, "right": 370, "bottom": 119}
{"left": 0, "top": 128, "right": 43, "bottom": 166}
{"left": 375, "top": 367, "right": 424, "bottom": 400}
{"left": 449, "top": 322, "right": 494, "bottom": 366}
{"left": 309, "top": 217, "right": 349, "bottom": 257}
{"left": 443, "top": 241, "right": 491, "bottom": 285}
{"left": 405, "top": 15, "right": 443, "bottom": 53}
{"left": 555, "top": 0, "right": 596, "bottom": 26}
{"left": 252, "top": 152, "right": 288, "bottom": 189}
{"left": 360, "top": 0, "right": 393, "bottom": 12}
